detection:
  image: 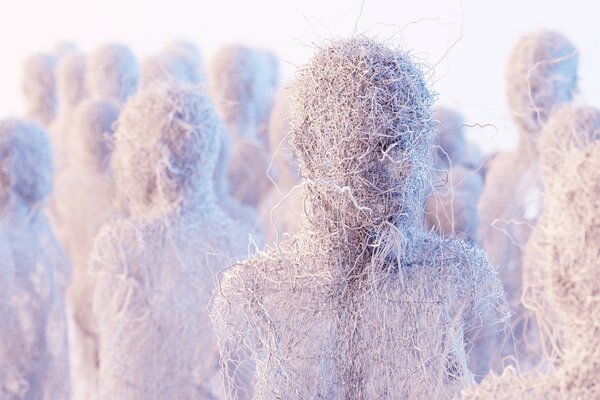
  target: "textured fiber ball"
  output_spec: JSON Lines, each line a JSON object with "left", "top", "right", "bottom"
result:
{"left": 212, "top": 38, "right": 507, "bottom": 399}
{"left": 0, "top": 119, "right": 70, "bottom": 400}
{"left": 90, "top": 82, "right": 249, "bottom": 399}
{"left": 112, "top": 83, "right": 220, "bottom": 217}
{"left": 87, "top": 44, "right": 139, "bottom": 106}
{"left": 432, "top": 107, "right": 467, "bottom": 168}
{"left": 22, "top": 53, "right": 58, "bottom": 128}
{"left": 207, "top": 45, "right": 271, "bottom": 138}
{"left": 56, "top": 52, "right": 87, "bottom": 109}
{"left": 506, "top": 30, "right": 578, "bottom": 139}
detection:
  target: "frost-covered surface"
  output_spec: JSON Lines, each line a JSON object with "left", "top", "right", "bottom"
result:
{"left": 212, "top": 38, "right": 507, "bottom": 399}
{"left": 477, "top": 30, "right": 578, "bottom": 374}
{"left": 22, "top": 53, "right": 58, "bottom": 129}
{"left": 86, "top": 44, "right": 139, "bottom": 107}
{"left": 90, "top": 83, "right": 250, "bottom": 399}
{"left": 0, "top": 119, "right": 70, "bottom": 399}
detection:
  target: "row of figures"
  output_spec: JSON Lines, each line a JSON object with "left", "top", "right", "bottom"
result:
{"left": 1, "top": 29, "right": 598, "bottom": 400}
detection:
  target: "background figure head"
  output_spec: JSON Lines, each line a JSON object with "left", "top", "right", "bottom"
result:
{"left": 72, "top": 99, "right": 119, "bottom": 172}
{"left": 538, "top": 105, "right": 600, "bottom": 189}
{"left": 0, "top": 119, "right": 53, "bottom": 213}
{"left": 22, "top": 53, "right": 58, "bottom": 128}
{"left": 112, "top": 83, "right": 220, "bottom": 218}
{"left": 432, "top": 107, "right": 466, "bottom": 168}
{"left": 163, "top": 40, "right": 203, "bottom": 84}
{"left": 290, "top": 38, "right": 433, "bottom": 230}
{"left": 207, "top": 45, "right": 271, "bottom": 138}
{"left": 506, "top": 31, "right": 578, "bottom": 143}
{"left": 141, "top": 41, "right": 202, "bottom": 87}
{"left": 56, "top": 52, "right": 87, "bottom": 110}
{"left": 87, "top": 43, "right": 139, "bottom": 106}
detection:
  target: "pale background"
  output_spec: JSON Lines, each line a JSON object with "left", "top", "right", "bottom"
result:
{"left": 1, "top": 0, "right": 598, "bottom": 153}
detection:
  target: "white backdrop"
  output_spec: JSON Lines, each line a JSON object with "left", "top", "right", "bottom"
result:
{"left": 1, "top": 0, "right": 598, "bottom": 153}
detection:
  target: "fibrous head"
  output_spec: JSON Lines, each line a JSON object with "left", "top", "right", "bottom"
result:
{"left": 87, "top": 43, "right": 139, "bottom": 106}
{"left": 57, "top": 52, "right": 87, "bottom": 109}
{"left": 506, "top": 31, "right": 578, "bottom": 138}
{"left": 538, "top": 105, "right": 600, "bottom": 188}
{"left": 432, "top": 107, "right": 466, "bottom": 168}
{"left": 72, "top": 99, "right": 119, "bottom": 171}
{"left": 112, "top": 83, "right": 220, "bottom": 217}
{"left": 0, "top": 119, "right": 53, "bottom": 211}
{"left": 207, "top": 45, "right": 271, "bottom": 138}
{"left": 163, "top": 40, "right": 202, "bottom": 84}
{"left": 21, "top": 53, "right": 58, "bottom": 126}
{"left": 289, "top": 38, "right": 433, "bottom": 227}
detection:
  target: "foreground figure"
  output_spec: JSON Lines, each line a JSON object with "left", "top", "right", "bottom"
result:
{"left": 90, "top": 83, "right": 249, "bottom": 399}
{"left": 0, "top": 120, "right": 70, "bottom": 399}
{"left": 212, "top": 38, "right": 507, "bottom": 399}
